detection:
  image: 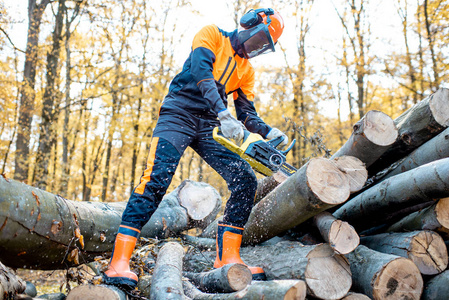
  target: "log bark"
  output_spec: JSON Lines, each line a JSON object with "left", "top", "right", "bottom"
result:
{"left": 422, "top": 269, "right": 449, "bottom": 300}
{"left": 386, "top": 198, "right": 449, "bottom": 233}
{"left": 333, "top": 158, "right": 449, "bottom": 231}
{"left": 313, "top": 212, "right": 359, "bottom": 254}
{"left": 331, "top": 110, "right": 398, "bottom": 167}
{"left": 255, "top": 176, "right": 280, "bottom": 203}
{"left": 360, "top": 231, "right": 448, "bottom": 275}
{"left": 333, "top": 156, "right": 368, "bottom": 193}
{"left": 150, "top": 242, "right": 185, "bottom": 299}
{"left": 66, "top": 284, "right": 127, "bottom": 300}
{"left": 183, "top": 279, "right": 307, "bottom": 300}
{"left": 241, "top": 157, "right": 351, "bottom": 245}
{"left": 345, "top": 245, "right": 423, "bottom": 300}
{"left": 0, "top": 261, "right": 26, "bottom": 299}
{"left": 184, "top": 263, "right": 252, "bottom": 293}
{"left": 184, "top": 242, "right": 352, "bottom": 300}
{"left": 368, "top": 87, "right": 449, "bottom": 175}
{"left": 0, "top": 177, "right": 219, "bottom": 269}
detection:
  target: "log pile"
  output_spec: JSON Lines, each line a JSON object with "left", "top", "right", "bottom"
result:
{"left": 1, "top": 87, "right": 449, "bottom": 299}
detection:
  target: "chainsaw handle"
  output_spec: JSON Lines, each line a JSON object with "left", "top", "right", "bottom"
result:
{"left": 267, "top": 136, "right": 297, "bottom": 156}
{"left": 212, "top": 127, "right": 242, "bottom": 154}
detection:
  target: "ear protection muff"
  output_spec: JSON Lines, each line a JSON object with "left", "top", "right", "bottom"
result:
{"left": 240, "top": 8, "right": 275, "bottom": 29}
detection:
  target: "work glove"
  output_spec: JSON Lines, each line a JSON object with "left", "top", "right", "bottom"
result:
{"left": 266, "top": 128, "right": 289, "bottom": 148}
{"left": 218, "top": 109, "right": 244, "bottom": 143}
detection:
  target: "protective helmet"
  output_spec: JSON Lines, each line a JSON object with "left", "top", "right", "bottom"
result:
{"left": 238, "top": 8, "right": 284, "bottom": 59}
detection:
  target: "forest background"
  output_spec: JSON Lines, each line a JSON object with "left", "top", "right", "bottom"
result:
{"left": 0, "top": 0, "right": 448, "bottom": 204}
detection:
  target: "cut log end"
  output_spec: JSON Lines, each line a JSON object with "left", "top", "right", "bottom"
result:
{"left": 373, "top": 257, "right": 423, "bottom": 300}
{"left": 283, "top": 280, "right": 307, "bottom": 300}
{"left": 429, "top": 88, "right": 449, "bottom": 127}
{"left": 342, "top": 292, "right": 372, "bottom": 300}
{"left": 409, "top": 231, "right": 448, "bottom": 275}
{"left": 66, "top": 285, "right": 126, "bottom": 300}
{"left": 178, "top": 181, "right": 220, "bottom": 220}
{"left": 305, "top": 244, "right": 352, "bottom": 299}
{"left": 333, "top": 156, "right": 368, "bottom": 193}
{"left": 436, "top": 197, "right": 449, "bottom": 229}
{"left": 227, "top": 264, "right": 253, "bottom": 291}
{"left": 329, "top": 220, "right": 360, "bottom": 254}
{"left": 306, "top": 158, "right": 350, "bottom": 205}
{"left": 363, "top": 110, "right": 398, "bottom": 146}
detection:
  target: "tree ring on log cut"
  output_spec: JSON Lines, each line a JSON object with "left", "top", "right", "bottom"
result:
{"left": 178, "top": 181, "right": 220, "bottom": 220}
{"left": 305, "top": 244, "right": 352, "bottom": 299}
{"left": 333, "top": 156, "right": 368, "bottom": 193}
{"left": 372, "top": 257, "right": 423, "bottom": 300}
{"left": 283, "top": 280, "right": 307, "bottom": 300}
{"left": 363, "top": 110, "right": 398, "bottom": 146}
{"left": 429, "top": 88, "right": 449, "bottom": 127}
{"left": 67, "top": 284, "right": 126, "bottom": 300}
{"left": 329, "top": 220, "right": 360, "bottom": 255}
{"left": 227, "top": 263, "right": 253, "bottom": 291}
{"left": 306, "top": 158, "right": 350, "bottom": 205}
{"left": 436, "top": 197, "right": 449, "bottom": 229}
{"left": 409, "top": 231, "right": 448, "bottom": 275}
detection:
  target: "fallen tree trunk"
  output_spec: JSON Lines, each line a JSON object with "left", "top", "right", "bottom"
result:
{"left": 0, "top": 261, "right": 26, "bottom": 299}
{"left": 422, "top": 269, "right": 449, "bottom": 300}
{"left": 240, "top": 157, "right": 351, "bottom": 245}
{"left": 183, "top": 279, "right": 307, "bottom": 300}
{"left": 386, "top": 198, "right": 449, "bottom": 233}
{"left": 333, "top": 158, "right": 449, "bottom": 231}
{"left": 66, "top": 284, "right": 127, "bottom": 300}
{"left": 360, "top": 230, "right": 448, "bottom": 275}
{"left": 345, "top": 245, "right": 423, "bottom": 300}
{"left": 184, "top": 242, "right": 352, "bottom": 300}
{"left": 331, "top": 110, "right": 397, "bottom": 167}
{"left": 313, "top": 212, "right": 359, "bottom": 254}
{"left": 184, "top": 263, "right": 252, "bottom": 293}
{"left": 150, "top": 242, "right": 185, "bottom": 299}
{"left": 0, "top": 177, "right": 219, "bottom": 269}
{"left": 368, "top": 87, "right": 449, "bottom": 175}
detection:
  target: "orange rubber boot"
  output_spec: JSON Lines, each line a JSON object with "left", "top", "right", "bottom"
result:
{"left": 103, "top": 225, "right": 140, "bottom": 288}
{"left": 214, "top": 221, "right": 266, "bottom": 281}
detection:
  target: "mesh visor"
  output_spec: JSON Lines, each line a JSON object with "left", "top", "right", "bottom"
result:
{"left": 239, "top": 25, "right": 275, "bottom": 59}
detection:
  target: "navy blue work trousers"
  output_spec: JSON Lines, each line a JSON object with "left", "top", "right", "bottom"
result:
{"left": 120, "top": 102, "right": 258, "bottom": 230}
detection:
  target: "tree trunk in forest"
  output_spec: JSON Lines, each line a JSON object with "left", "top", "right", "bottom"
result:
{"left": 240, "top": 157, "right": 351, "bottom": 245}
{"left": 386, "top": 198, "right": 449, "bottom": 233}
{"left": 184, "top": 242, "right": 352, "bottom": 300}
{"left": 360, "top": 230, "right": 448, "bottom": 275}
{"left": 184, "top": 263, "right": 252, "bottom": 293}
{"left": 183, "top": 279, "right": 307, "bottom": 300}
{"left": 14, "top": 0, "right": 51, "bottom": 182}
{"left": 0, "top": 261, "right": 26, "bottom": 299}
{"left": 34, "top": 0, "right": 65, "bottom": 189}
{"left": 0, "top": 177, "right": 220, "bottom": 269}
{"left": 66, "top": 284, "right": 126, "bottom": 300}
{"left": 331, "top": 110, "right": 397, "bottom": 168}
{"left": 150, "top": 242, "right": 185, "bottom": 299}
{"left": 368, "top": 87, "right": 449, "bottom": 175}
{"left": 422, "top": 269, "right": 449, "bottom": 300}
{"left": 313, "top": 212, "right": 359, "bottom": 254}
{"left": 333, "top": 158, "right": 449, "bottom": 231}
{"left": 345, "top": 245, "right": 423, "bottom": 300}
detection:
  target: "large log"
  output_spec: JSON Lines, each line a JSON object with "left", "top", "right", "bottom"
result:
{"left": 241, "top": 157, "right": 351, "bottom": 245}
{"left": 0, "top": 176, "right": 220, "bottom": 269}
{"left": 360, "top": 231, "right": 448, "bottom": 275}
{"left": 386, "top": 198, "right": 449, "bottom": 233}
{"left": 313, "top": 211, "right": 359, "bottom": 254}
{"left": 184, "top": 242, "right": 352, "bottom": 300}
{"left": 331, "top": 110, "right": 398, "bottom": 167}
{"left": 368, "top": 87, "right": 449, "bottom": 175}
{"left": 150, "top": 242, "right": 185, "bottom": 299}
{"left": 0, "top": 261, "right": 26, "bottom": 299}
{"left": 66, "top": 284, "right": 127, "bottom": 300}
{"left": 333, "top": 158, "right": 449, "bottom": 231}
{"left": 184, "top": 263, "right": 252, "bottom": 293}
{"left": 422, "top": 269, "right": 449, "bottom": 300}
{"left": 345, "top": 245, "right": 423, "bottom": 300}
{"left": 183, "top": 279, "right": 307, "bottom": 300}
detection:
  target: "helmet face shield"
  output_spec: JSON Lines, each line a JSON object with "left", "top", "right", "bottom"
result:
{"left": 238, "top": 23, "right": 275, "bottom": 59}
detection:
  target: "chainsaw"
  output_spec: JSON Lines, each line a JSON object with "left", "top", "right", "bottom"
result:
{"left": 212, "top": 127, "right": 297, "bottom": 181}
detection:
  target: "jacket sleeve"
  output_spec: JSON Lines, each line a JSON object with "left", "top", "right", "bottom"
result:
{"left": 234, "top": 70, "right": 271, "bottom": 137}
{"left": 190, "top": 25, "right": 227, "bottom": 114}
